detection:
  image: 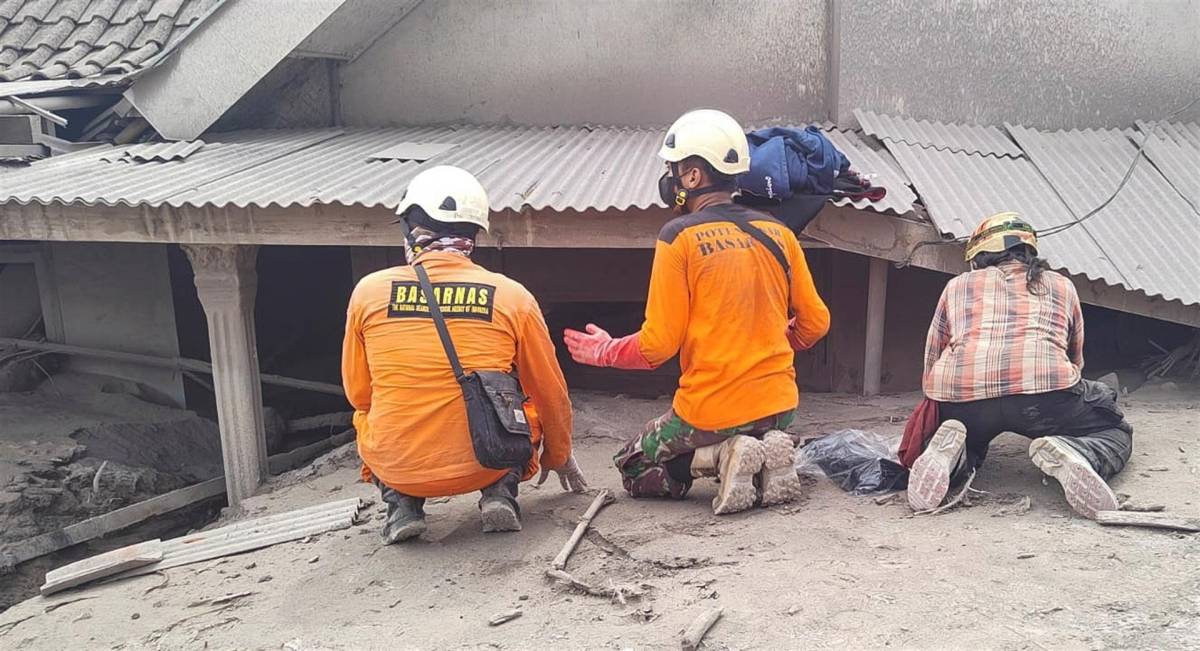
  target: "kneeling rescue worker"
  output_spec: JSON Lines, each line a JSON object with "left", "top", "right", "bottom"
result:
{"left": 905, "top": 212, "right": 1133, "bottom": 518}
{"left": 342, "top": 165, "right": 587, "bottom": 543}
{"left": 564, "top": 109, "right": 831, "bottom": 515}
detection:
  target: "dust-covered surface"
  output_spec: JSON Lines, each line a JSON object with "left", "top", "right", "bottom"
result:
{"left": 0, "top": 373, "right": 222, "bottom": 609}
{"left": 2, "top": 387, "right": 1198, "bottom": 650}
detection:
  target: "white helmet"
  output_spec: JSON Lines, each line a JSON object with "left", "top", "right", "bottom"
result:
{"left": 658, "top": 109, "right": 751, "bottom": 176}
{"left": 395, "top": 165, "right": 490, "bottom": 232}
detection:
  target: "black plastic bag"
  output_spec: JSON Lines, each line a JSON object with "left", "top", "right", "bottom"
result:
{"left": 795, "top": 429, "right": 909, "bottom": 495}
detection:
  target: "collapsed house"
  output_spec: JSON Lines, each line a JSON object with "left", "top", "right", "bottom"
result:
{"left": 0, "top": 0, "right": 1198, "bottom": 520}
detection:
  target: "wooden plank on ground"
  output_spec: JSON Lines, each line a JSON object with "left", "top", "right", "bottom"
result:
{"left": 1095, "top": 511, "right": 1200, "bottom": 532}
{"left": 40, "top": 540, "right": 163, "bottom": 596}
{"left": 0, "top": 478, "right": 225, "bottom": 569}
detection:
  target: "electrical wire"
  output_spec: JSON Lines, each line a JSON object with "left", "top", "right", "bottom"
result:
{"left": 894, "top": 93, "right": 1200, "bottom": 268}
{"left": 1039, "top": 93, "right": 1200, "bottom": 237}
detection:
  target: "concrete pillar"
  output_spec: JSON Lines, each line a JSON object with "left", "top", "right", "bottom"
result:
{"left": 183, "top": 244, "right": 267, "bottom": 506}
{"left": 862, "top": 257, "right": 889, "bottom": 396}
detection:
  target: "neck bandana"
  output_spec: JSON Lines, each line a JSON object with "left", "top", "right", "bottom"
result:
{"left": 404, "top": 225, "right": 475, "bottom": 264}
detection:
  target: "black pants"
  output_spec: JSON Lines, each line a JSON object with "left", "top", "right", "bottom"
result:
{"left": 937, "top": 379, "right": 1133, "bottom": 482}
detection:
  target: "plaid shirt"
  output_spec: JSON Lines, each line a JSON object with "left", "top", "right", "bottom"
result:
{"left": 923, "top": 262, "right": 1084, "bottom": 403}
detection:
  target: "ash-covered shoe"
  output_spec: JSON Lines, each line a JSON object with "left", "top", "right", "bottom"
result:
{"left": 708, "top": 435, "right": 767, "bottom": 515}
{"left": 381, "top": 496, "right": 427, "bottom": 544}
{"left": 480, "top": 498, "right": 522, "bottom": 533}
{"left": 907, "top": 420, "right": 967, "bottom": 512}
{"left": 1029, "top": 436, "right": 1119, "bottom": 519}
{"left": 759, "top": 430, "right": 803, "bottom": 506}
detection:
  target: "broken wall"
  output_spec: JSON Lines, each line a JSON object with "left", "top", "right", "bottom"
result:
{"left": 46, "top": 242, "right": 185, "bottom": 406}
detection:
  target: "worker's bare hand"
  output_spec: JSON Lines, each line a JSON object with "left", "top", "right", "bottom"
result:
{"left": 563, "top": 324, "right": 613, "bottom": 367}
{"left": 537, "top": 454, "right": 588, "bottom": 492}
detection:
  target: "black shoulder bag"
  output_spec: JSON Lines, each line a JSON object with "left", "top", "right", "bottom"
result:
{"left": 725, "top": 212, "right": 791, "bottom": 282}
{"left": 413, "top": 262, "right": 533, "bottom": 470}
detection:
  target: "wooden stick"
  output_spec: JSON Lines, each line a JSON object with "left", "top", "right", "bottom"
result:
{"left": 1095, "top": 511, "right": 1200, "bottom": 532}
{"left": 915, "top": 470, "right": 977, "bottom": 516}
{"left": 544, "top": 568, "right": 641, "bottom": 602}
{"left": 552, "top": 489, "right": 613, "bottom": 570}
{"left": 680, "top": 608, "right": 723, "bottom": 651}
{"left": 0, "top": 337, "right": 344, "bottom": 396}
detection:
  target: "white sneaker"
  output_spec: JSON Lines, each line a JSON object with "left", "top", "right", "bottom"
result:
{"left": 1029, "top": 437, "right": 1118, "bottom": 519}
{"left": 907, "top": 420, "right": 967, "bottom": 512}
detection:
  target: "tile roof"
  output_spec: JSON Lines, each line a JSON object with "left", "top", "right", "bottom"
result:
{"left": 0, "top": 0, "right": 222, "bottom": 83}
{"left": 854, "top": 108, "right": 1023, "bottom": 158}
{"left": 0, "top": 123, "right": 913, "bottom": 215}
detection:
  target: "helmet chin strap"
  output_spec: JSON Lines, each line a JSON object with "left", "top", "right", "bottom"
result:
{"left": 661, "top": 162, "right": 731, "bottom": 212}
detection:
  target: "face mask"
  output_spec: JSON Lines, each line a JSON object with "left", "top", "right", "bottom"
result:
{"left": 658, "top": 171, "right": 686, "bottom": 208}
{"left": 658, "top": 163, "right": 730, "bottom": 214}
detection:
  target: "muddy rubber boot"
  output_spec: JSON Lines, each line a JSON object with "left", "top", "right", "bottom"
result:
{"left": 759, "top": 430, "right": 803, "bottom": 506}
{"left": 479, "top": 471, "right": 522, "bottom": 533}
{"left": 380, "top": 494, "right": 427, "bottom": 544}
{"left": 907, "top": 420, "right": 967, "bottom": 512}
{"left": 693, "top": 436, "right": 767, "bottom": 515}
{"left": 1029, "top": 436, "right": 1119, "bottom": 519}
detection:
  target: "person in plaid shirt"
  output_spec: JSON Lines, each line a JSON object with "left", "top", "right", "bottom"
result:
{"left": 907, "top": 213, "right": 1133, "bottom": 519}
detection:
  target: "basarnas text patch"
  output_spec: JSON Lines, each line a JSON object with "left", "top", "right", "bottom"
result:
{"left": 387, "top": 281, "right": 496, "bottom": 321}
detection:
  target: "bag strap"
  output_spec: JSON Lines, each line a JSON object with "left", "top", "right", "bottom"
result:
{"left": 414, "top": 262, "right": 465, "bottom": 381}
{"left": 726, "top": 213, "right": 791, "bottom": 280}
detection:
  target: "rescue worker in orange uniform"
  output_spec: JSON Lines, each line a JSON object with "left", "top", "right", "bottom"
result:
{"left": 564, "top": 109, "right": 831, "bottom": 515}
{"left": 343, "top": 166, "right": 586, "bottom": 543}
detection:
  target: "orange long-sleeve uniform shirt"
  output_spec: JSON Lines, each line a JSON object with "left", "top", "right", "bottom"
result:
{"left": 341, "top": 252, "right": 573, "bottom": 498}
{"left": 637, "top": 203, "right": 831, "bottom": 430}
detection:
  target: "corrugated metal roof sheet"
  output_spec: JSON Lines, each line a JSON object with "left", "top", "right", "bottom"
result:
{"left": 865, "top": 109, "right": 1200, "bottom": 306}
{"left": 1, "top": 128, "right": 343, "bottom": 207}
{"left": 100, "top": 138, "right": 204, "bottom": 162}
{"left": 0, "top": 124, "right": 918, "bottom": 215}
{"left": 1136, "top": 121, "right": 1200, "bottom": 212}
{"left": 1005, "top": 124, "right": 1200, "bottom": 306}
{"left": 110, "top": 497, "right": 363, "bottom": 581}
{"left": 1142, "top": 120, "right": 1200, "bottom": 149}
{"left": 823, "top": 128, "right": 916, "bottom": 214}
{"left": 855, "top": 108, "right": 1023, "bottom": 158}
{"left": 886, "top": 141, "right": 1124, "bottom": 287}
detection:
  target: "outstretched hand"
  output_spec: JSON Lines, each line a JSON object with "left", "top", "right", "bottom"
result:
{"left": 563, "top": 323, "right": 614, "bottom": 367}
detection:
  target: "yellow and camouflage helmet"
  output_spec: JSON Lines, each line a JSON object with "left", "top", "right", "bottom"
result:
{"left": 964, "top": 211, "right": 1039, "bottom": 262}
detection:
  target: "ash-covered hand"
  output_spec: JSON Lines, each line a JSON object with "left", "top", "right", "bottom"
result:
{"left": 537, "top": 453, "right": 588, "bottom": 492}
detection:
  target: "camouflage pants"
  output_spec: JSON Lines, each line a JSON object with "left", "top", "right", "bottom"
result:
{"left": 613, "top": 409, "right": 795, "bottom": 498}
